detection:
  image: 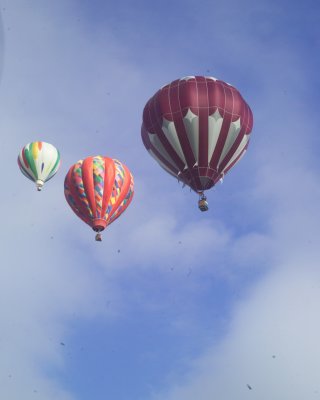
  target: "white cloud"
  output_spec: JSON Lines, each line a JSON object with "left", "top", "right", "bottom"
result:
{"left": 151, "top": 260, "right": 320, "bottom": 400}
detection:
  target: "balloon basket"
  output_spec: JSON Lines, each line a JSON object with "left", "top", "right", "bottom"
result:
{"left": 198, "top": 193, "right": 209, "bottom": 212}
{"left": 36, "top": 180, "right": 44, "bottom": 191}
{"left": 95, "top": 233, "right": 102, "bottom": 242}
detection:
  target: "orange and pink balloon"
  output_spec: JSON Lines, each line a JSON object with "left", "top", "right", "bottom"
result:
{"left": 64, "top": 155, "right": 134, "bottom": 241}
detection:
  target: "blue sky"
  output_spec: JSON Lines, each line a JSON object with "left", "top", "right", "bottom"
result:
{"left": 0, "top": 0, "right": 320, "bottom": 399}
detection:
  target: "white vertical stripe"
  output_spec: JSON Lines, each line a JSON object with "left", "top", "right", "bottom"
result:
{"left": 38, "top": 145, "right": 59, "bottom": 180}
{"left": 148, "top": 149, "right": 177, "bottom": 177}
{"left": 162, "top": 118, "right": 187, "bottom": 166}
{"left": 147, "top": 131, "right": 179, "bottom": 170}
{"left": 208, "top": 109, "right": 223, "bottom": 162}
{"left": 217, "top": 118, "right": 241, "bottom": 167}
{"left": 183, "top": 109, "right": 199, "bottom": 161}
{"left": 222, "top": 134, "right": 250, "bottom": 173}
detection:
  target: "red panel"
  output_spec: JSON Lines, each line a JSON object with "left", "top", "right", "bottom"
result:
{"left": 22, "top": 149, "right": 29, "bottom": 168}
{"left": 81, "top": 157, "right": 96, "bottom": 218}
{"left": 197, "top": 79, "right": 209, "bottom": 168}
{"left": 65, "top": 166, "right": 92, "bottom": 226}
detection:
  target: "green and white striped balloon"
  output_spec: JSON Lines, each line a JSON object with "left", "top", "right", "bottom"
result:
{"left": 18, "top": 141, "right": 61, "bottom": 191}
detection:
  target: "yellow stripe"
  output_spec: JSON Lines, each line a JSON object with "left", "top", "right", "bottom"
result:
{"left": 32, "top": 142, "right": 39, "bottom": 160}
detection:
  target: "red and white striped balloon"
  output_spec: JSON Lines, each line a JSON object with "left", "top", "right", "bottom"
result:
{"left": 141, "top": 76, "right": 253, "bottom": 194}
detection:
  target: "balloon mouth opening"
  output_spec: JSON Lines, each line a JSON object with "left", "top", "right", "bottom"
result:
{"left": 92, "top": 220, "right": 106, "bottom": 242}
{"left": 92, "top": 219, "right": 107, "bottom": 232}
{"left": 93, "top": 226, "right": 105, "bottom": 232}
{"left": 178, "top": 169, "right": 217, "bottom": 192}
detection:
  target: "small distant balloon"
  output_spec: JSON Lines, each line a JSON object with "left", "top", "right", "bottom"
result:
{"left": 64, "top": 155, "right": 134, "bottom": 241}
{"left": 18, "top": 141, "right": 61, "bottom": 191}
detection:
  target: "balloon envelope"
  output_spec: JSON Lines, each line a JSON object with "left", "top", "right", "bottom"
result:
{"left": 18, "top": 141, "right": 61, "bottom": 190}
{"left": 141, "top": 76, "right": 253, "bottom": 193}
{"left": 64, "top": 155, "right": 134, "bottom": 234}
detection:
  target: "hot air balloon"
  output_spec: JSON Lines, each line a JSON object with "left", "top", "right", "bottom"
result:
{"left": 18, "top": 141, "right": 61, "bottom": 191}
{"left": 141, "top": 76, "right": 253, "bottom": 211}
{"left": 64, "top": 155, "right": 134, "bottom": 241}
